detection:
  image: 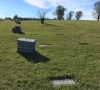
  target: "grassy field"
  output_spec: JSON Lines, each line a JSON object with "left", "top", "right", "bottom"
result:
{"left": 0, "top": 20, "right": 100, "bottom": 90}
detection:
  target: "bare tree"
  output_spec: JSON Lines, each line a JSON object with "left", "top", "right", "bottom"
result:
{"left": 67, "top": 11, "right": 74, "bottom": 20}
{"left": 92, "top": 11, "right": 98, "bottom": 20}
{"left": 75, "top": 11, "right": 83, "bottom": 20}
{"left": 37, "top": 9, "right": 49, "bottom": 24}
{"left": 92, "top": 1, "right": 100, "bottom": 21}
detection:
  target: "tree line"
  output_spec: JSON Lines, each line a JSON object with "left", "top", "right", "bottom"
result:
{"left": 33, "top": 5, "right": 83, "bottom": 24}
{"left": 5, "top": 1, "right": 100, "bottom": 24}
{"left": 53, "top": 5, "right": 83, "bottom": 20}
{"left": 36, "top": 1, "right": 100, "bottom": 24}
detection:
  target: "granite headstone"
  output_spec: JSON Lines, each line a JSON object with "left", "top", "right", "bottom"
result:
{"left": 17, "top": 38, "right": 36, "bottom": 53}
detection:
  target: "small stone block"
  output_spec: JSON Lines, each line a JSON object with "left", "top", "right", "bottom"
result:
{"left": 12, "top": 26, "right": 22, "bottom": 33}
{"left": 17, "top": 38, "right": 36, "bottom": 53}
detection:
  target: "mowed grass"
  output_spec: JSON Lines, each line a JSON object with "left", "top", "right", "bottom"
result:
{"left": 0, "top": 20, "right": 100, "bottom": 90}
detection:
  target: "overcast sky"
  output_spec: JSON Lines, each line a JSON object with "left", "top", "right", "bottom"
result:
{"left": 0, "top": 0, "right": 98, "bottom": 20}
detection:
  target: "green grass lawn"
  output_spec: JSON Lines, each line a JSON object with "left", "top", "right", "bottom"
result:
{"left": 0, "top": 20, "right": 100, "bottom": 90}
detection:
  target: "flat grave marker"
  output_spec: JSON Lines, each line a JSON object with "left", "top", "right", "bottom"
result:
{"left": 51, "top": 79, "right": 75, "bottom": 86}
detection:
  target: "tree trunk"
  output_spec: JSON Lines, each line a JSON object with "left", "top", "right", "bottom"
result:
{"left": 98, "top": 14, "right": 100, "bottom": 21}
{"left": 41, "top": 18, "right": 44, "bottom": 24}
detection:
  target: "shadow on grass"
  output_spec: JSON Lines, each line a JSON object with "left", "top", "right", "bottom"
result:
{"left": 79, "top": 43, "right": 88, "bottom": 45}
{"left": 44, "top": 23, "right": 63, "bottom": 28}
{"left": 17, "top": 51, "right": 49, "bottom": 63}
{"left": 12, "top": 31, "right": 25, "bottom": 34}
{"left": 49, "top": 75, "right": 74, "bottom": 80}
{"left": 18, "top": 32, "right": 25, "bottom": 34}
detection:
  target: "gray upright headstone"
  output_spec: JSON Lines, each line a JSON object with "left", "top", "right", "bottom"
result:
{"left": 17, "top": 38, "right": 36, "bottom": 53}
{"left": 12, "top": 26, "right": 22, "bottom": 33}
{"left": 15, "top": 19, "right": 21, "bottom": 24}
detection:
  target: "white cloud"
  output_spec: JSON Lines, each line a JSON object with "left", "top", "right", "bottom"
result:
{"left": 81, "top": 9, "right": 95, "bottom": 20}
{"left": 23, "top": 0, "right": 96, "bottom": 20}
{"left": 24, "top": 0, "right": 51, "bottom": 8}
